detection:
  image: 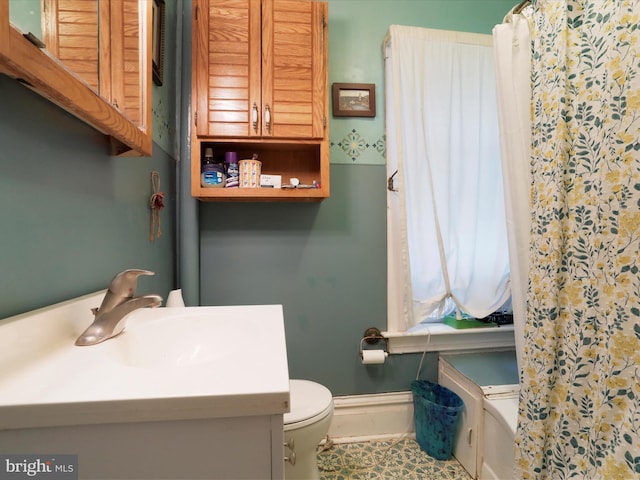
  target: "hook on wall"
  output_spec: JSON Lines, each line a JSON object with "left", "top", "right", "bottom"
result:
{"left": 387, "top": 170, "right": 398, "bottom": 192}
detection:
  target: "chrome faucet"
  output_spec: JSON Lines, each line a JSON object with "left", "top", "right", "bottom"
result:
{"left": 75, "top": 269, "right": 163, "bottom": 346}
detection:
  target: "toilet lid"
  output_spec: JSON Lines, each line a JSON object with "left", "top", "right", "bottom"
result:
{"left": 284, "top": 379, "right": 333, "bottom": 425}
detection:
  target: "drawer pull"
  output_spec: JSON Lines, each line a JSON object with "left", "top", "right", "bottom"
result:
{"left": 284, "top": 438, "right": 296, "bottom": 465}
{"left": 265, "top": 104, "right": 271, "bottom": 133}
{"left": 252, "top": 103, "right": 259, "bottom": 133}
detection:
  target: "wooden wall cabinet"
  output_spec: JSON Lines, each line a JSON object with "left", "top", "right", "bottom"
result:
{"left": 43, "top": 0, "right": 145, "bottom": 127}
{"left": 191, "top": 0, "right": 329, "bottom": 201}
{"left": 0, "top": 0, "right": 152, "bottom": 157}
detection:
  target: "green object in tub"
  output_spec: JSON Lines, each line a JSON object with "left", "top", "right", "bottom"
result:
{"left": 443, "top": 314, "right": 497, "bottom": 329}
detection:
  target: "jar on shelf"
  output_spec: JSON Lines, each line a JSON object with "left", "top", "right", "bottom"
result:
{"left": 238, "top": 153, "right": 261, "bottom": 188}
{"left": 201, "top": 148, "right": 226, "bottom": 188}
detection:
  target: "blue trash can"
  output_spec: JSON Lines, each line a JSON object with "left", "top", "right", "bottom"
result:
{"left": 411, "top": 380, "right": 464, "bottom": 460}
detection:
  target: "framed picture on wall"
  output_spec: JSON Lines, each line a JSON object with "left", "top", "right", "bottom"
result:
{"left": 332, "top": 83, "right": 376, "bottom": 117}
{"left": 152, "top": 0, "right": 165, "bottom": 86}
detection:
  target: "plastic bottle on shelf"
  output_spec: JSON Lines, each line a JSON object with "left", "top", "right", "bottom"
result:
{"left": 201, "top": 148, "right": 226, "bottom": 188}
{"left": 225, "top": 151, "right": 239, "bottom": 188}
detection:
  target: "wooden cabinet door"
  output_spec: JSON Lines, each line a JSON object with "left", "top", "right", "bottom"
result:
{"left": 42, "top": 0, "right": 100, "bottom": 92}
{"left": 43, "top": 0, "right": 144, "bottom": 127}
{"left": 195, "top": 0, "right": 261, "bottom": 137}
{"left": 110, "top": 0, "right": 143, "bottom": 126}
{"left": 261, "top": 0, "right": 326, "bottom": 139}
{"left": 195, "top": 0, "right": 326, "bottom": 139}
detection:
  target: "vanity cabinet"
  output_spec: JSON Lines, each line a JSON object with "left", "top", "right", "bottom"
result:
{"left": 0, "top": 296, "right": 291, "bottom": 479}
{"left": 1, "top": 416, "right": 285, "bottom": 479}
{"left": 191, "top": 0, "right": 329, "bottom": 201}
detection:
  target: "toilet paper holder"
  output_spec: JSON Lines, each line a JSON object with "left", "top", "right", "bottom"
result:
{"left": 359, "top": 327, "right": 388, "bottom": 359}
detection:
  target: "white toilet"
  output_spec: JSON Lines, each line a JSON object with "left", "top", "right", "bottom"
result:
{"left": 284, "top": 379, "right": 334, "bottom": 480}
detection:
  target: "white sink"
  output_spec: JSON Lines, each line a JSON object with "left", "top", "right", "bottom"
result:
{"left": 0, "top": 292, "right": 291, "bottom": 479}
{"left": 0, "top": 292, "right": 290, "bottom": 430}
{"left": 107, "top": 309, "right": 248, "bottom": 369}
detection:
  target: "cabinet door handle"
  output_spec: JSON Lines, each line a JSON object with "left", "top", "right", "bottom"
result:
{"left": 252, "top": 103, "right": 259, "bottom": 133}
{"left": 265, "top": 104, "right": 271, "bottom": 133}
{"left": 467, "top": 428, "right": 473, "bottom": 446}
{"left": 284, "top": 438, "right": 296, "bottom": 466}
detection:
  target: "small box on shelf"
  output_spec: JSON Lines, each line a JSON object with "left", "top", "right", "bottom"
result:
{"left": 260, "top": 174, "right": 282, "bottom": 188}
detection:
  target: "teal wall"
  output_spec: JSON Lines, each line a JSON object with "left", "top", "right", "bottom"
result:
{"left": 197, "top": 0, "right": 515, "bottom": 396}
{"left": 9, "top": 0, "right": 42, "bottom": 39}
{"left": 329, "top": 0, "right": 514, "bottom": 166}
{"left": 0, "top": 5, "right": 179, "bottom": 318}
{"left": 0, "top": 0, "right": 515, "bottom": 398}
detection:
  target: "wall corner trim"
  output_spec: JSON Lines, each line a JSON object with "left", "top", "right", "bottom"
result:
{"left": 327, "top": 391, "right": 414, "bottom": 443}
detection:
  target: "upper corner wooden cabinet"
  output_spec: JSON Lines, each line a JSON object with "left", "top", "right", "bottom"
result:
{"left": 191, "top": 0, "right": 329, "bottom": 201}
{"left": 0, "top": 0, "right": 152, "bottom": 157}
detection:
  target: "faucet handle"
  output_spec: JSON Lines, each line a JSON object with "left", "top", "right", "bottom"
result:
{"left": 93, "top": 269, "right": 156, "bottom": 319}
{"left": 110, "top": 269, "right": 155, "bottom": 297}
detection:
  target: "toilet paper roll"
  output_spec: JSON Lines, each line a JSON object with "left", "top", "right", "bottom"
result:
{"left": 361, "top": 350, "right": 388, "bottom": 365}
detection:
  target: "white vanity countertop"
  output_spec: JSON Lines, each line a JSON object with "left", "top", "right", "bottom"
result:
{"left": 0, "top": 292, "right": 290, "bottom": 430}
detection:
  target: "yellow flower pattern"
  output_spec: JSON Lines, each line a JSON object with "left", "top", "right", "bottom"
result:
{"left": 517, "top": 0, "right": 640, "bottom": 478}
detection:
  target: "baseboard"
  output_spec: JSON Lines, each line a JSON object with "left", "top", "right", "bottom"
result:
{"left": 326, "top": 391, "right": 415, "bottom": 444}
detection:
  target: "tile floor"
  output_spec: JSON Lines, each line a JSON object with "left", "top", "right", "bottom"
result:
{"left": 317, "top": 438, "right": 472, "bottom": 479}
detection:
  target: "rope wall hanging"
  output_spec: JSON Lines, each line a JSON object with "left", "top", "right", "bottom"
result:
{"left": 149, "top": 171, "right": 165, "bottom": 241}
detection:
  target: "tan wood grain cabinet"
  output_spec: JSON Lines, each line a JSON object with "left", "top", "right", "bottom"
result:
{"left": 43, "top": 0, "right": 145, "bottom": 128}
{"left": 0, "top": 0, "right": 152, "bottom": 157}
{"left": 191, "top": 0, "right": 330, "bottom": 201}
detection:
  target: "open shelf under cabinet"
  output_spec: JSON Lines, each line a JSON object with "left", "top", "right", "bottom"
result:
{"left": 191, "top": 139, "right": 330, "bottom": 202}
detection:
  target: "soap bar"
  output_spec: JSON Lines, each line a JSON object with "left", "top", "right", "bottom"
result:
{"left": 260, "top": 174, "right": 282, "bottom": 188}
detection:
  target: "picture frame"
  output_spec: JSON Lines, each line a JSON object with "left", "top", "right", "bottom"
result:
{"left": 332, "top": 83, "right": 376, "bottom": 117}
{"left": 152, "top": 0, "right": 165, "bottom": 86}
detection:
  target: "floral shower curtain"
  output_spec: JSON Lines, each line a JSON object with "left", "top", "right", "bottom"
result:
{"left": 517, "top": 1, "right": 640, "bottom": 478}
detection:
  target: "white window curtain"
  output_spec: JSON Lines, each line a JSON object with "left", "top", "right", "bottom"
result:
{"left": 385, "top": 25, "right": 510, "bottom": 332}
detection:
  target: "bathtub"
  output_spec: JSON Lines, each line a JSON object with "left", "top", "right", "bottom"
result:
{"left": 480, "top": 394, "right": 519, "bottom": 480}
{"left": 438, "top": 350, "right": 519, "bottom": 479}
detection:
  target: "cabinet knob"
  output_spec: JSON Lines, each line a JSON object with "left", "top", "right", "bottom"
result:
{"left": 265, "top": 104, "right": 271, "bottom": 133}
{"left": 284, "top": 451, "right": 296, "bottom": 466}
{"left": 284, "top": 438, "right": 296, "bottom": 466}
{"left": 252, "top": 103, "right": 259, "bottom": 133}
